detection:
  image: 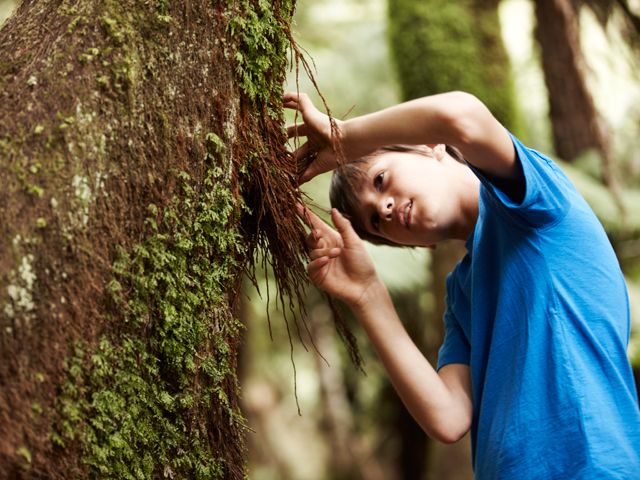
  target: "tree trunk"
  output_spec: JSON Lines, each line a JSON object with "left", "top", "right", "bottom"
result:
{"left": 533, "top": 0, "right": 602, "bottom": 159}
{"left": 309, "top": 300, "right": 385, "bottom": 480}
{"left": 388, "top": 0, "right": 521, "bottom": 131}
{"left": 425, "top": 242, "right": 472, "bottom": 480}
{"left": 534, "top": 0, "right": 623, "bottom": 208}
{"left": 0, "top": 0, "right": 306, "bottom": 478}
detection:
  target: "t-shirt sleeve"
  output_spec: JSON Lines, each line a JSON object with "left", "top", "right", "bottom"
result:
{"left": 437, "top": 292, "right": 471, "bottom": 370}
{"left": 466, "top": 131, "right": 571, "bottom": 230}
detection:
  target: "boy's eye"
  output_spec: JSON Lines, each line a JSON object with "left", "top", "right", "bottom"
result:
{"left": 371, "top": 213, "right": 380, "bottom": 231}
{"left": 374, "top": 172, "right": 384, "bottom": 188}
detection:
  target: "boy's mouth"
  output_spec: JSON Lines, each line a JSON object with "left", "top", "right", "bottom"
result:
{"left": 399, "top": 201, "right": 412, "bottom": 228}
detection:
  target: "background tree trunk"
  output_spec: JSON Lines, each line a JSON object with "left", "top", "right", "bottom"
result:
{"left": 534, "top": 0, "right": 618, "bottom": 184}
{"left": 388, "top": 0, "right": 521, "bottom": 131}
{"left": 0, "top": 0, "right": 306, "bottom": 478}
{"left": 534, "top": 0, "right": 626, "bottom": 236}
{"left": 309, "top": 299, "right": 385, "bottom": 480}
{"left": 533, "top": 0, "right": 603, "bottom": 159}
{"left": 388, "top": 0, "right": 520, "bottom": 477}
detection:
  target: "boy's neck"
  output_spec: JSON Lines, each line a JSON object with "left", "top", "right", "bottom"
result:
{"left": 451, "top": 165, "right": 480, "bottom": 242}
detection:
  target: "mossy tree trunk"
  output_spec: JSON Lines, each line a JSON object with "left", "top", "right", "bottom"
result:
{"left": 388, "top": 0, "right": 520, "bottom": 132}
{"left": 388, "top": 0, "right": 519, "bottom": 478}
{"left": 0, "top": 0, "right": 307, "bottom": 478}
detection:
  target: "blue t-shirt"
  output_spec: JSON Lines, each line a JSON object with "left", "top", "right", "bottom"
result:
{"left": 437, "top": 133, "right": 640, "bottom": 479}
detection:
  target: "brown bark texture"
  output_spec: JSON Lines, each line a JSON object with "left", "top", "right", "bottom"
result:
{"left": 0, "top": 0, "right": 308, "bottom": 478}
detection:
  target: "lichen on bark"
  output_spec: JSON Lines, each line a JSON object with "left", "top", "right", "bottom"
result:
{"left": 0, "top": 0, "right": 307, "bottom": 478}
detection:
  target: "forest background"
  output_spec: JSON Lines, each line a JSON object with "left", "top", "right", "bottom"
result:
{"left": 2, "top": 0, "right": 640, "bottom": 479}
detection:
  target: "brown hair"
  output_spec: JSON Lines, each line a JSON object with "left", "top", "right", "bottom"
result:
{"left": 329, "top": 144, "right": 464, "bottom": 247}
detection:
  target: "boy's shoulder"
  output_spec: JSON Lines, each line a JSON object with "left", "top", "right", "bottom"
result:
{"left": 471, "top": 131, "right": 581, "bottom": 231}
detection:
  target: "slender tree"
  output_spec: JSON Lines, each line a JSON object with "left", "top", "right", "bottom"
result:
{"left": 575, "top": 0, "right": 640, "bottom": 56}
{"left": 533, "top": 0, "right": 613, "bottom": 166}
{"left": 0, "top": 0, "right": 308, "bottom": 478}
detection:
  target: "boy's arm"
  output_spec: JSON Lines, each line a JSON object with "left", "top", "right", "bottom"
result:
{"left": 300, "top": 206, "right": 473, "bottom": 443}
{"left": 285, "top": 91, "right": 519, "bottom": 185}
{"left": 353, "top": 281, "right": 473, "bottom": 444}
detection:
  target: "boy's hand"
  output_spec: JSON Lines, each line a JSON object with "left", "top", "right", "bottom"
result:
{"left": 298, "top": 205, "right": 380, "bottom": 308}
{"left": 284, "top": 93, "right": 346, "bottom": 184}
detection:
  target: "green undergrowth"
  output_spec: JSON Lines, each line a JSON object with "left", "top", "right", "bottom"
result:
{"left": 53, "top": 155, "right": 248, "bottom": 478}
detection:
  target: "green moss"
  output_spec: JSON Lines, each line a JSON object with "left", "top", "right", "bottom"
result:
{"left": 53, "top": 165, "right": 247, "bottom": 478}
{"left": 67, "top": 16, "right": 83, "bottom": 34}
{"left": 16, "top": 446, "right": 31, "bottom": 470}
{"left": 229, "top": 0, "right": 294, "bottom": 105}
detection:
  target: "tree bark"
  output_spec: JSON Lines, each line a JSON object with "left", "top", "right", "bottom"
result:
{"left": 534, "top": 0, "right": 623, "bottom": 210}
{"left": 534, "top": 0, "right": 606, "bottom": 160}
{"left": 0, "top": 0, "right": 306, "bottom": 478}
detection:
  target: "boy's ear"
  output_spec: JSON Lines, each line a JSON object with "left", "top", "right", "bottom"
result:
{"left": 426, "top": 143, "right": 447, "bottom": 161}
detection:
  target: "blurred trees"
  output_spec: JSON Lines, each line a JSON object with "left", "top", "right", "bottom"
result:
{"left": 388, "top": 0, "right": 520, "bottom": 131}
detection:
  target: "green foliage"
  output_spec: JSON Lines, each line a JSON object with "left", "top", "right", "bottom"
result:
{"left": 53, "top": 168, "right": 248, "bottom": 479}
{"left": 55, "top": 336, "right": 229, "bottom": 479}
{"left": 229, "top": 0, "right": 293, "bottom": 106}
{"left": 388, "top": 0, "right": 521, "bottom": 134}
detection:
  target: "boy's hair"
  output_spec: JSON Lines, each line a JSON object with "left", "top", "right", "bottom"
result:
{"left": 329, "top": 144, "right": 464, "bottom": 247}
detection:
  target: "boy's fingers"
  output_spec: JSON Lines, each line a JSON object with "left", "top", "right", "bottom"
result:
{"left": 283, "top": 92, "right": 300, "bottom": 105}
{"left": 307, "top": 256, "right": 330, "bottom": 275}
{"left": 296, "top": 203, "right": 329, "bottom": 234}
{"left": 283, "top": 95, "right": 301, "bottom": 110}
{"left": 283, "top": 92, "right": 311, "bottom": 111}
{"left": 298, "top": 166, "right": 315, "bottom": 186}
{"left": 309, "top": 247, "right": 340, "bottom": 261}
{"left": 305, "top": 231, "right": 324, "bottom": 249}
{"left": 331, "top": 209, "right": 360, "bottom": 245}
{"left": 293, "top": 142, "right": 311, "bottom": 161}
{"left": 298, "top": 160, "right": 327, "bottom": 185}
{"left": 287, "top": 122, "right": 308, "bottom": 138}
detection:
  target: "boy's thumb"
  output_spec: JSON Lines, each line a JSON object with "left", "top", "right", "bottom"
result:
{"left": 298, "top": 162, "right": 322, "bottom": 185}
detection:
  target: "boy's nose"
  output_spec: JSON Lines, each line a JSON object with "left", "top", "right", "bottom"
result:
{"left": 378, "top": 198, "right": 393, "bottom": 220}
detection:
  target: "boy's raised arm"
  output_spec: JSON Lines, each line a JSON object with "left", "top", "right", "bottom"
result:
{"left": 285, "top": 91, "right": 520, "bottom": 185}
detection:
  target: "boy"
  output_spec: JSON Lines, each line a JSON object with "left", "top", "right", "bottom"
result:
{"left": 284, "top": 91, "right": 640, "bottom": 478}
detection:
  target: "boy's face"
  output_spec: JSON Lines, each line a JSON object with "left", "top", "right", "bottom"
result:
{"left": 353, "top": 148, "right": 460, "bottom": 248}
